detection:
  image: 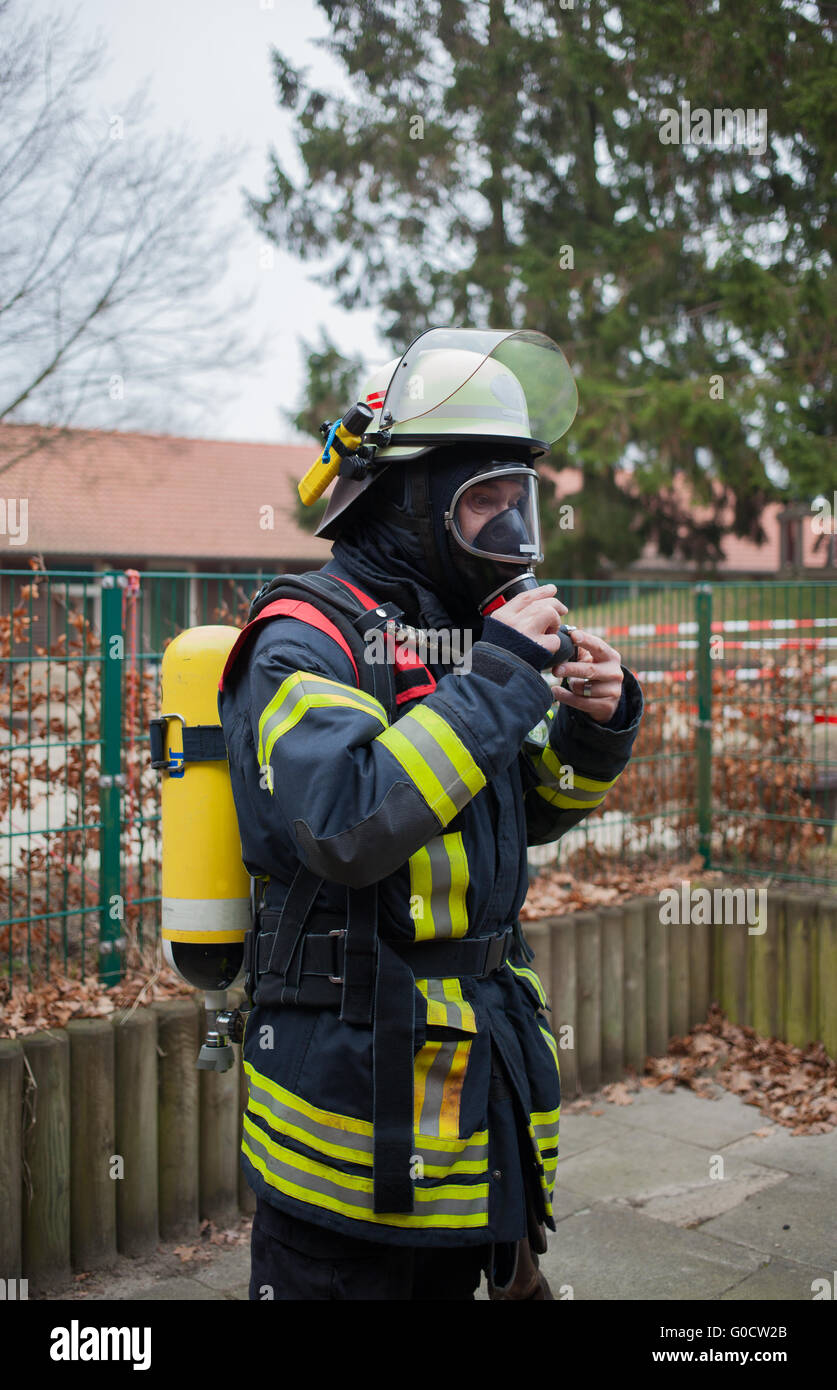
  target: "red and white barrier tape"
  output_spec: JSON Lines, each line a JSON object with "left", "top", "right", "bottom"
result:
{"left": 602, "top": 616, "right": 837, "bottom": 639}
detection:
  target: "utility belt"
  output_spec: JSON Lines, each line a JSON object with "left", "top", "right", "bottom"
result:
{"left": 246, "top": 908, "right": 516, "bottom": 1010}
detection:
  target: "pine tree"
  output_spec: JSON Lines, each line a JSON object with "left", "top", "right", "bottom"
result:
{"left": 250, "top": 0, "right": 835, "bottom": 576}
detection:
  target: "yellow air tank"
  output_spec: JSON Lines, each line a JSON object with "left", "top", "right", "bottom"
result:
{"left": 154, "top": 626, "right": 251, "bottom": 996}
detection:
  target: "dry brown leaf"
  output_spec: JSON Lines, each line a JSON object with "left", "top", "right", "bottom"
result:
{"left": 603, "top": 1082, "right": 635, "bottom": 1106}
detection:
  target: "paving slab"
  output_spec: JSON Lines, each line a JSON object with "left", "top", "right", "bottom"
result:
{"left": 189, "top": 1247, "right": 251, "bottom": 1294}
{"left": 535, "top": 1204, "right": 766, "bottom": 1301}
{"left": 699, "top": 1176, "right": 837, "bottom": 1270}
{"left": 717, "top": 1256, "right": 829, "bottom": 1302}
{"left": 554, "top": 1125, "right": 783, "bottom": 1205}
{"left": 584, "top": 1085, "right": 772, "bottom": 1148}
{"left": 552, "top": 1187, "right": 596, "bottom": 1222}
{"left": 555, "top": 1111, "right": 628, "bottom": 1159}
{"left": 128, "top": 1277, "right": 231, "bottom": 1301}
{"left": 617, "top": 1166, "right": 789, "bottom": 1227}
{"left": 722, "top": 1126, "right": 837, "bottom": 1180}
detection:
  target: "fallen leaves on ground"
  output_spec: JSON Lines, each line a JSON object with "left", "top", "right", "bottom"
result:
{"left": 0, "top": 961, "right": 195, "bottom": 1037}
{"left": 564, "top": 1005, "right": 837, "bottom": 1135}
{"left": 173, "top": 1244, "right": 211, "bottom": 1265}
{"left": 519, "top": 854, "right": 722, "bottom": 921}
{"left": 200, "top": 1217, "right": 252, "bottom": 1248}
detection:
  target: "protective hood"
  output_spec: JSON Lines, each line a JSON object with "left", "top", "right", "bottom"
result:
{"left": 326, "top": 445, "right": 538, "bottom": 632}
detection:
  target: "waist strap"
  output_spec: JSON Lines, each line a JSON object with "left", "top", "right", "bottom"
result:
{"left": 254, "top": 915, "right": 515, "bottom": 985}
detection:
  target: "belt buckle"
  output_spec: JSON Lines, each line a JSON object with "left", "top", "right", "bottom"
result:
{"left": 484, "top": 929, "right": 511, "bottom": 976}
{"left": 328, "top": 928, "right": 346, "bottom": 985}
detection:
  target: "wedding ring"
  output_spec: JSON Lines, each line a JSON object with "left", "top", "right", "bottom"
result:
{"left": 582, "top": 678, "right": 593, "bottom": 697}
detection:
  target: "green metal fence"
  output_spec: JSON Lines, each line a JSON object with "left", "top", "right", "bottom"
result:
{"left": 1, "top": 568, "right": 834, "bottom": 988}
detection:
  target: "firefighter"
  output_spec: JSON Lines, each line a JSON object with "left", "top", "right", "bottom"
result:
{"left": 218, "top": 329, "right": 644, "bottom": 1300}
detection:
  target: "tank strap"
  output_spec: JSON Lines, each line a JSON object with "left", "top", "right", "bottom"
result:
{"left": 149, "top": 718, "right": 227, "bottom": 772}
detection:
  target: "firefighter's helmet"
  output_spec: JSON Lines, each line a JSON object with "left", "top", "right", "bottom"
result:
{"left": 313, "top": 327, "right": 578, "bottom": 540}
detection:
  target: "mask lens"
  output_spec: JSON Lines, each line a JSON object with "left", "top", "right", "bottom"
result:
{"left": 451, "top": 470, "right": 541, "bottom": 563}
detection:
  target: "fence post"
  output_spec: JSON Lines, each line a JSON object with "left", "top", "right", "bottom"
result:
{"left": 695, "top": 583, "right": 713, "bottom": 868}
{"left": 99, "top": 571, "right": 125, "bottom": 986}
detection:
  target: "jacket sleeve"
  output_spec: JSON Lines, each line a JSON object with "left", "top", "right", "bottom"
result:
{"left": 519, "top": 667, "right": 644, "bottom": 846}
{"left": 233, "top": 616, "right": 556, "bottom": 888}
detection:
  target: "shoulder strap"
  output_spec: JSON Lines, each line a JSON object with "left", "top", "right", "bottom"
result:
{"left": 219, "top": 571, "right": 400, "bottom": 722}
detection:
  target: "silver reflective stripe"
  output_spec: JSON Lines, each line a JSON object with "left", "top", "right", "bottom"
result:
{"left": 423, "top": 978, "right": 466, "bottom": 1030}
{"left": 417, "top": 1040, "right": 460, "bottom": 1137}
{"left": 395, "top": 714, "right": 475, "bottom": 815}
{"left": 162, "top": 897, "right": 250, "bottom": 935}
{"left": 430, "top": 404, "right": 527, "bottom": 422}
{"left": 245, "top": 1068, "right": 488, "bottom": 1169}
{"left": 243, "top": 1115, "right": 488, "bottom": 1219}
{"left": 425, "top": 837, "right": 455, "bottom": 938}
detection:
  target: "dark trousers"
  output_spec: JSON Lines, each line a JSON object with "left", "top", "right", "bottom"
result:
{"left": 249, "top": 1196, "right": 491, "bottom": 1301}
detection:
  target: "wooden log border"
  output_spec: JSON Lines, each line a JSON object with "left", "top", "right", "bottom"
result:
{"left": 0, "top": 882, "right": 833, "bottom": 1290}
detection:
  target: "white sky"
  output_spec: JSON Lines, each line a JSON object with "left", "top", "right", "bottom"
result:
{"left": 24, "top": 0, "right": 388, "bottom": 444}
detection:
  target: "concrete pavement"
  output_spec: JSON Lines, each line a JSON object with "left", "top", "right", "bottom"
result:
{"left": 49, "top": 1081, "right": 835, "bottom": 1301}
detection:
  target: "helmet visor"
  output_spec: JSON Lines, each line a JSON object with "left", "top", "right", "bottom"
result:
{"left": 381, "top": 328, "right": 578, "bottom": 446}
{"left": 448, "top": 467, "right": 543, "bottom": 565}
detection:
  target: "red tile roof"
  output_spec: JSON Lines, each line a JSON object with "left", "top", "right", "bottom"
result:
{"left": 0, "top": 423, "right": 332, "bottom": 563}
{"left": 539, "top": 463, "right": 813, "bottom": 573}
{"left": 2, "top": 424, "right": 823, "bottom": 574}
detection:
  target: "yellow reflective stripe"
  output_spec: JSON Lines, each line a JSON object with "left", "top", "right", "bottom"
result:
{"left": 442, "top": 977, "right": 476, "bottom": 1032}
{"left": 246, "top": 1088, "right": 484, "bottom": 1177}
{"left": 531, "top": 1104, "right": 561, "bottom": 1127}
{"left": 407, "top": 705, "right": 485, "bottom": 790}
{"left": 438, "top": 1040, "right": 470, "bottom": 1139}
{"left": 415, "top": 978, "right": 470, "bottom": 1030}
{"left": 409, "top": 831, "right": 470, "bottom": 941}
{"left": 538, "top": 1021, "right": 559, "bottom": 1068}
{"left": 444, "top": 832, "right": 470, "bottom": 936}
{"left": 540, "top": 748, "right": 615, "bottom": 792}
{"left": 376, "top": 705, "right": 485, "bottom": 825}
{"left": 258, "top": 671, "right": 388, "bottom": 770}
{"left": 535, "top": 784, "right": 608, "bottom": 810}
{"left": 408, "top": 843, "right": 434, "bottom": 939}
{"left": 244, "top": 1059, "right": 373, "bottom": 1137}
{"left": 242, "top": 1114, "right": 489, "bottom": 1229}
{"left": 527, "top": 1119, "right": 557, "bottom": 1216}
{"left": 245, "top": 1058, "right": 488, "bottom": 1157}
{"left": 508, "top": 960, "right": 548, "bottom": 1007}
{"left": 247, "top": 1091, "right": 368, "bottom": 1167}
{"left": 413, "top": 1041, "right": 441, "bottom": 1128}
{"left": 414, "top": 1037, "right": 472, "bottom": 1138}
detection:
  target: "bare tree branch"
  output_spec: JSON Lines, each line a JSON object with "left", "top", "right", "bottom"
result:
{"left": 0, "top": 0, "right": 266, "bottom": 444}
